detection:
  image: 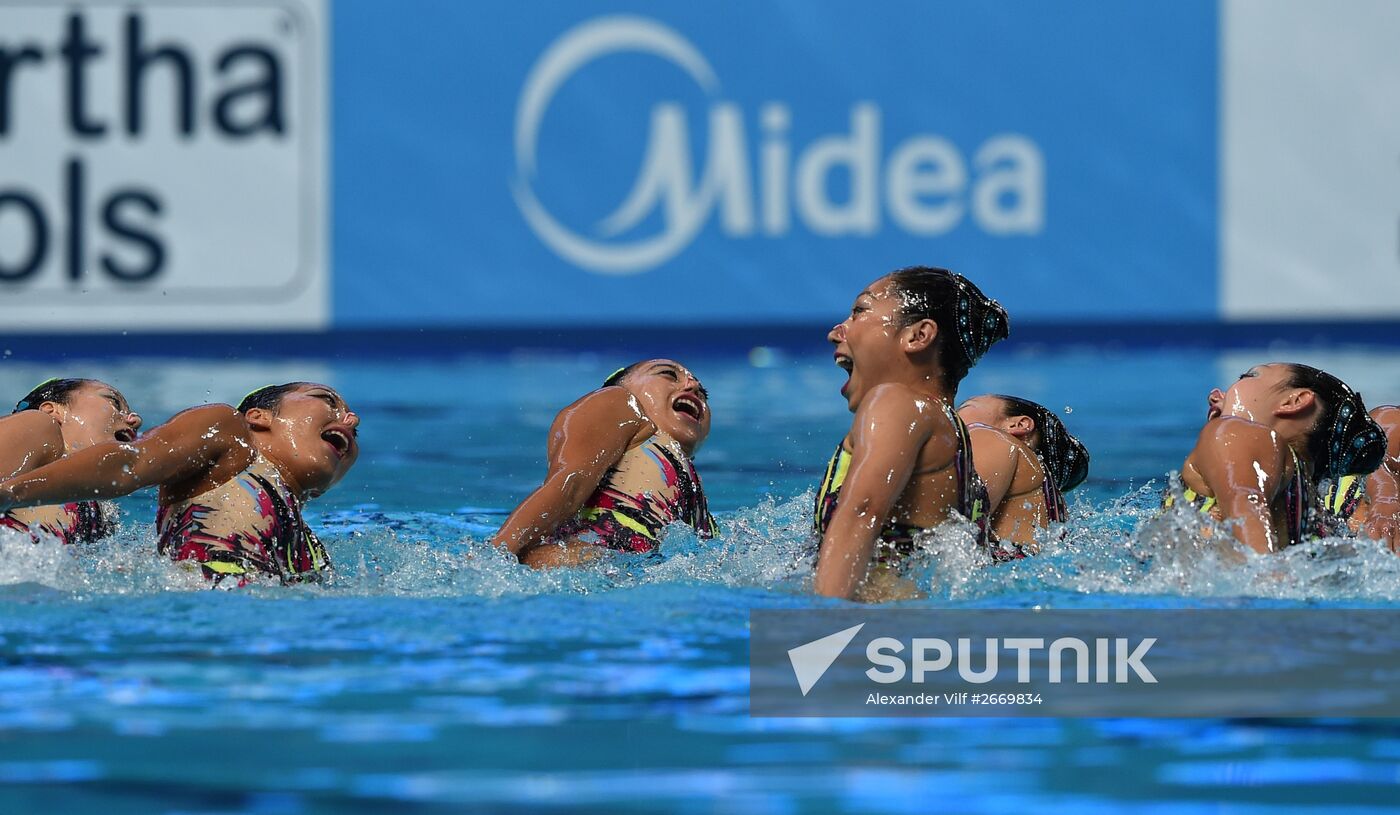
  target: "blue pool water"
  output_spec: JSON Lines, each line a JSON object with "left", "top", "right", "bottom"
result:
{"left": 4, "top": 346, "right": 1400, "bottom": 813}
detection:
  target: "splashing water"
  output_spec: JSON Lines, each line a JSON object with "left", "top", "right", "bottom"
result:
{"left": 4, "top": 350, "right": 1400, "bottom": 813}
{"left": 7, "top": 486, "right": 1400, "bottom": 605}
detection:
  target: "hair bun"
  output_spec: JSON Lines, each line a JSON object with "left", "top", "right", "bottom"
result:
{"left": 953, "top": 274, "right": 1010, "bottom": 369}
{"left": 996, "top": 395, "right": 1089, "bottom": 492}
{"left": 1325, "top": 391, "right": 1386, "bottom": 479}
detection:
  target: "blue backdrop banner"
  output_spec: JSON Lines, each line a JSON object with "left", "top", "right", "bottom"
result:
{"left": 331, "top": 0, "right": 1219, "bottom": 329}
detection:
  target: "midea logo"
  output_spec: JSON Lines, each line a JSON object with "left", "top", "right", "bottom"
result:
{"left": 513, "top": 16, "right": 1045, "bottom": 275}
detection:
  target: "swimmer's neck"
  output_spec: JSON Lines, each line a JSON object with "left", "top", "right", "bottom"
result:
{"left": 648, "top": 426, "right": 699, "bottom": 459}
{"left": 250, "top": 437, "right": 308, "bottom": 499}
{"left": 1271, "top": 419, "right": 1313, "bottom": 454}
{"left": 892, "top": 368, "right": 954, "bottom": 407}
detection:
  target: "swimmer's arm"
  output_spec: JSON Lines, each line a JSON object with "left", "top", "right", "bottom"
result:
{"left": 493, "top": 388, "right": 649, "bottom": 558}
{"left": 0, "top": 411, "right": 65, "bottom": 482}
{"left": 967, "top": 426, "right": 1018, "bottom": 513}
{"left": 1363, "top": 406, "right": 1400, "bottom": 553}
{"left": 815, "top": 385, "right": 930, "bottom": 600}
{"left": 1194, "top": 419, "right": 1285, "bottom": 554}
{"left": 0, "top": 405, "right": 243, "bottom": 510}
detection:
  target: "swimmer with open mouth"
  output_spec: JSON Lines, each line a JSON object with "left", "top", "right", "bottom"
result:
{"left": 813, "top": 266, "right": 1011, "bottom": 602}
{"left": 0, "top": 378, "right": 142, "bottom": 545}
{"left": 0, "top": 382, "right": 359, "bottom": 585}
{"left": 493, "top": 359, "right": 718, "bottom": 568}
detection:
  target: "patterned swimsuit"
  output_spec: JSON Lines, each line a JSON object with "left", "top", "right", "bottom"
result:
{"left": 1043, "top": 477, "right": 1069, "bottom": 523}
{"left": 1, "top": 502, "right": 114, "bottom": 544}
{"left": 156, "top": 453, "right": 329, "bottom": 585}
{"left": 814, "top": 409, "right": 1020, "bottom": 563}
{"left": 1318, "top": 474, "right": 1365, "bottom": 537}
{"left": 554, "top": 432, "right": 717, "bottom": 553}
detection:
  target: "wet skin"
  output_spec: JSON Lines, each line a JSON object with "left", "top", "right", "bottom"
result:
{"left": 817, "top": 277, "right": 973, "bottom": 601}
{"left": 1178, "top": 364, "right": 1320, "bottom": 554}
{"left": 0, "top": 384, "right": 359, "bottom": 513}
{"left": 0, "top": 380, "right": 142, "bottom": 483}
{"left": 1359, "top": 405, "right": 1400, "bottom": 553}
{"left": 492, "top": 359, "right": 711, "bottom": 569}
{"left": 957, "top": 395, "right": 1053, "bottom": 547}
{"left": 0, "top": 381, "right": 143, "bottom": 538}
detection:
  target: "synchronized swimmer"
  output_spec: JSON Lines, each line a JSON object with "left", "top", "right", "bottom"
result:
{"left": 957, "top": 394, "right": 1090, "bottom": 547}
{"left": 1163, "top": 364, "right": 1384, "bottom": 554}
{"left": 1, "top": 265, "right": 1396, "bottom": 597}
{"left": 0, "top": 382, "right": 359, "bottom": 586}
{"left": 492, "top": 359, "right": 717, "bottom": 568}
{"left": 0, "top": 379, "right": 141, "bottom": 544}
{"left": 813, "top": 267, "right": 1011, "bottom": 601}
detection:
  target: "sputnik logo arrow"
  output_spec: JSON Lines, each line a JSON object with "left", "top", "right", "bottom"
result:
{"left": 787, "top": 623, "right": 865, "bottom": 696}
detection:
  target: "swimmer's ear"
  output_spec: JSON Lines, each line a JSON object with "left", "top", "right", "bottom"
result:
{"left": 1277, "top": 388, "right": 1317, "bottom": 418}
{"left": 36, "top": 401, "right": 64, "bottom": 421}
{"left": 243, "top": 407, "right": 275, "bottom": 431}
{"left": 902, "top": 318, "right": 938, "bottom": 352}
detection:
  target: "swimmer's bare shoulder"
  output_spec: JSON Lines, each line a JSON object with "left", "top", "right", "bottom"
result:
{"left": 131, "top": 404, "right": 259, "bottom": 503}
{"left": 495, "top": 386, "right": 656, "bottom": 561}
{"left": 1182, "top": 417, "right": 1292, "bottom": 553}
{"left": 0, "top": 410, "right": 65, "bottom": 480}
{"left": 546, "top": 385, "right": 655, "bottom": 457}
{"left": 966, "top": 424, "right": 1023, "bottom": 509}
{"left": 1364, "top": 406, "right": 1400, "bottom": 552}
{"left": 1185, "top": 416, "right": 1285, "bottom": 497}
{"left": 847, "top": 383, "right": 955, "bottom": 460}
{"left": 816, "top": 384, "right": 954, "bottom": 599}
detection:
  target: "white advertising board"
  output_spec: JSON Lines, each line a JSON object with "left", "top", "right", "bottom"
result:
{"left": 0, "top": 1, "right": 326, "bottom": 330}
{"left": 1222, "top": 0, "right": 1400, "bottom": 319}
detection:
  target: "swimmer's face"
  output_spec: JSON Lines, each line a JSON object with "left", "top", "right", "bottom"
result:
{"left": 255, "top": 384, "right": 360, "bottom": 498}
{"left": 47, "top": 381, "right": 142, "bottom": 451}
{"left": 828, "top": 277, "right": 904, "bottom": 411}
{"left": 617, "top": 359, "right": 710, "bottom": 454}
{"left": 1208, "top": 364, "right": 1292, "bottom": 424}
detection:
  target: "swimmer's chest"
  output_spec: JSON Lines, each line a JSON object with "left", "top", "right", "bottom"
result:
{"left": 605, "top": 436, "right": 688, "bottom": 501}
{"left": 838, "top": 430, "right": 962, "bottom": 528}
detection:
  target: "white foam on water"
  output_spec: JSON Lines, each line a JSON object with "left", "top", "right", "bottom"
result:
{"left": 5, "top": 485, "right": 1400, "bottom": 604}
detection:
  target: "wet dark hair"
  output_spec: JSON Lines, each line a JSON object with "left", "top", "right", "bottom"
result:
{"left": 885, "top": 266, "right": 1010, "bottom": 389}
{"left": 603, "top": 363, "right": 643, "bottom": 387}
{"left": 13, "top": 378, "right": 92, "bottom": 414}
{"left": 237, "top": 382, "right": 314, "bottom": 414}
{"left": 994, "top": 395, "right": 1091, "bottom": 492}
{"left": 1281, "top": 364, "right": 1385, "bottom": 480}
